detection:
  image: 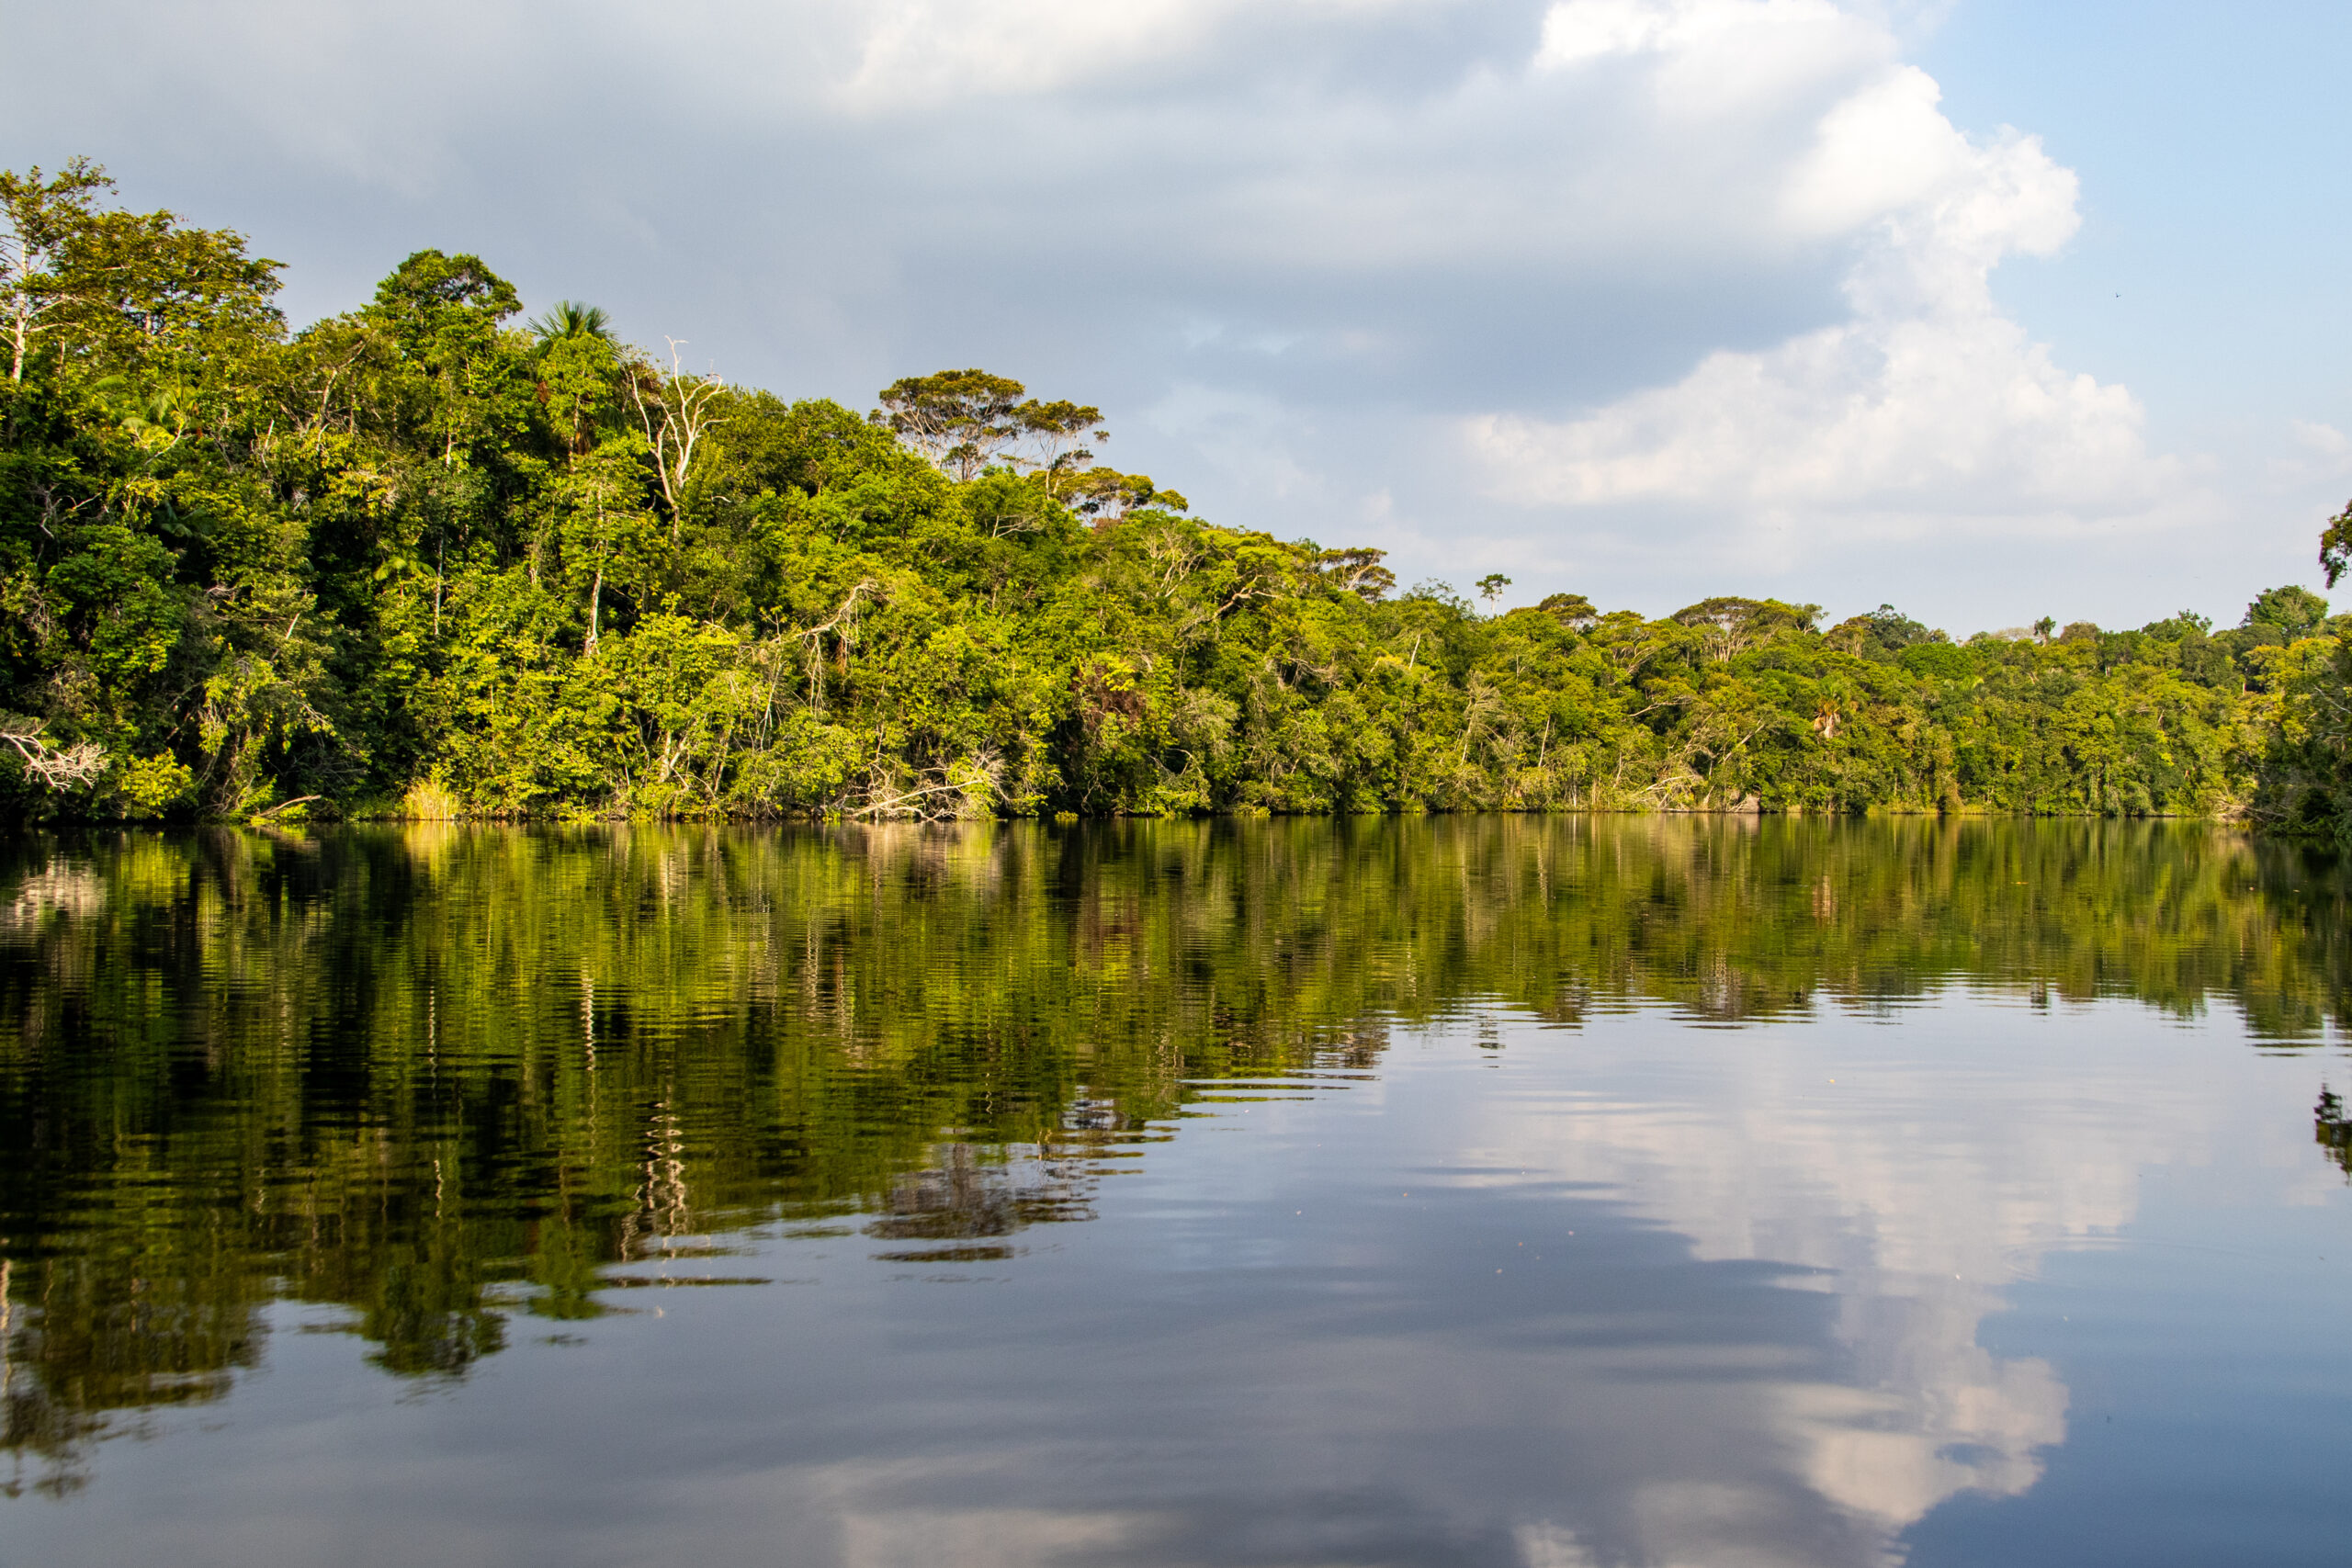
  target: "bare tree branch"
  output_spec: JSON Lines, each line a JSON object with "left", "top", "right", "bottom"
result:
{"left": 0, "top": 717, "right": 107, "bottom": 789}
{"left": 628, "top": 339, "right": 726, "bottom": 529}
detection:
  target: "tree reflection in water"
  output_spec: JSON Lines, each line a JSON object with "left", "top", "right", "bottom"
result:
{"left": 0, "top": 816, "right": 2342, "bottom": 1499}
{"left": 2318, "top": 1088, "right": 2352, "bottom": 1179}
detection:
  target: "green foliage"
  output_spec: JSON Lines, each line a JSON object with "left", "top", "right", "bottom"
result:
{"left": 3, "top": 162, "right": 2349, "bottom": 827}
{"left": 872, "top": 367, "right": 1106, "bottom": 488}
{"left": 1898, "top": 641, "right": 1973, "bottom": 682}
{"left": 2244, "top": 583, "right": 2328, "bottom": 638}
{"left": 2318, "top": 498, "right": 2352, "bottom": 589}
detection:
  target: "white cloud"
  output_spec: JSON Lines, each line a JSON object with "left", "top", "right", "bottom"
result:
{"left": 1782, "top": 66, "right": 2074, "bottom": 253}
{"left": 839, "top": 1505, "right": 1151, "bottom": 1568}
{"left": 1513, "top": 1521, "right": 1600, "bottom": 1568}
{"left": 1536, "top": 0, "right": 1859, "bottom": 68}
{"left": 1470, "top": 11, "right": 2185, "bottom": 561}
{"left": 1466, "top": 309, "right": 2160, "bottom": 522}
{"left": 830, "top": 0, "right": 1231, "bottom": 106}
{"left": 2271, "top": 420, "right": 2352, "bottom": 492}
{"left": 1537, "top": 0, "right": 1887, "bottom": 123}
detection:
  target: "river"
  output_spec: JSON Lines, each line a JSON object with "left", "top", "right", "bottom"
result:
{"left": 0, "top": 818, "right": 2345, "bottom": 1566}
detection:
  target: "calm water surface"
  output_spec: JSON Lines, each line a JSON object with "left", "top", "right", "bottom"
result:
{"left": 0, "top": 818, "right": 2346, "bottom": 1567}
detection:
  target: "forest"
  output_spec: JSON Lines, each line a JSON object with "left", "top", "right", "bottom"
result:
{"left": 7, "top": 159, "right": 2352, "bottom": 831}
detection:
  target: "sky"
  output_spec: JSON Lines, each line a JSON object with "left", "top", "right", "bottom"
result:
{"left": 4, "top": 0, "right": 2346, "bottom": 633}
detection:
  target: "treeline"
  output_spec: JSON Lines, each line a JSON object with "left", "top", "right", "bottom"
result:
{"left": 6, "top": 159, "right": 2352, "bottom": 829}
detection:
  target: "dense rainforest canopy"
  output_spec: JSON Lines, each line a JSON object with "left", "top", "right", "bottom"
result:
{"left": 6, "top": 159, "right": 2352, "bottom": 830}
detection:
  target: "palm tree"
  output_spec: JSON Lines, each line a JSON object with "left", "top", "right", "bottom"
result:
{"left": 526, "top": 300, "right": 614, "bottom": 344}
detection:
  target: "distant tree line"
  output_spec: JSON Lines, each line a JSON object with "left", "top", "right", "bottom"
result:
{"left": 6, "top": 159, "right": 2352, "bottom": 830}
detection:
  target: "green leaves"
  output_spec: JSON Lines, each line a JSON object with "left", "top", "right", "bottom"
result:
{"left": 4, "top": 159, "right": 282, "bottom": 403}
{"left": 45, "top": 525, "right": 181, "bottom": 682}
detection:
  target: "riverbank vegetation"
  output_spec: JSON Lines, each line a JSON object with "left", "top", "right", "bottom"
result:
{"left": 6, "top": 160, "right": 2352, "bottom": 829}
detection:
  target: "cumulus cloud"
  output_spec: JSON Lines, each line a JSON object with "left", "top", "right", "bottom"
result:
{"left": 1470, "top": 6, "right": 2186, "bottom": 570}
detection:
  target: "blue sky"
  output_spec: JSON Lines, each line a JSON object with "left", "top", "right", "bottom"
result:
{"left": 3, "top": 0, "right": 2346, "bottom": 632}
{"left": 1922, "top": 0, "right": 2352, "bottom": 445}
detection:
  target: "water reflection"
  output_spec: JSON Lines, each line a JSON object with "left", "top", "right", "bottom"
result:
{"left": 2319, "top": 1088, "right": 2352, "bottom": 1178}
{"left": 0, "top": 818, "right": 2346, "bottom": 1561}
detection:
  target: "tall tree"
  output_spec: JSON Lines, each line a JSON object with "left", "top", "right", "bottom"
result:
{"left": 875, "top": 368, "right": 1032, "bottom": 480}
{"left": 0, "top": 158, "right": 112, "bottom": 389}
